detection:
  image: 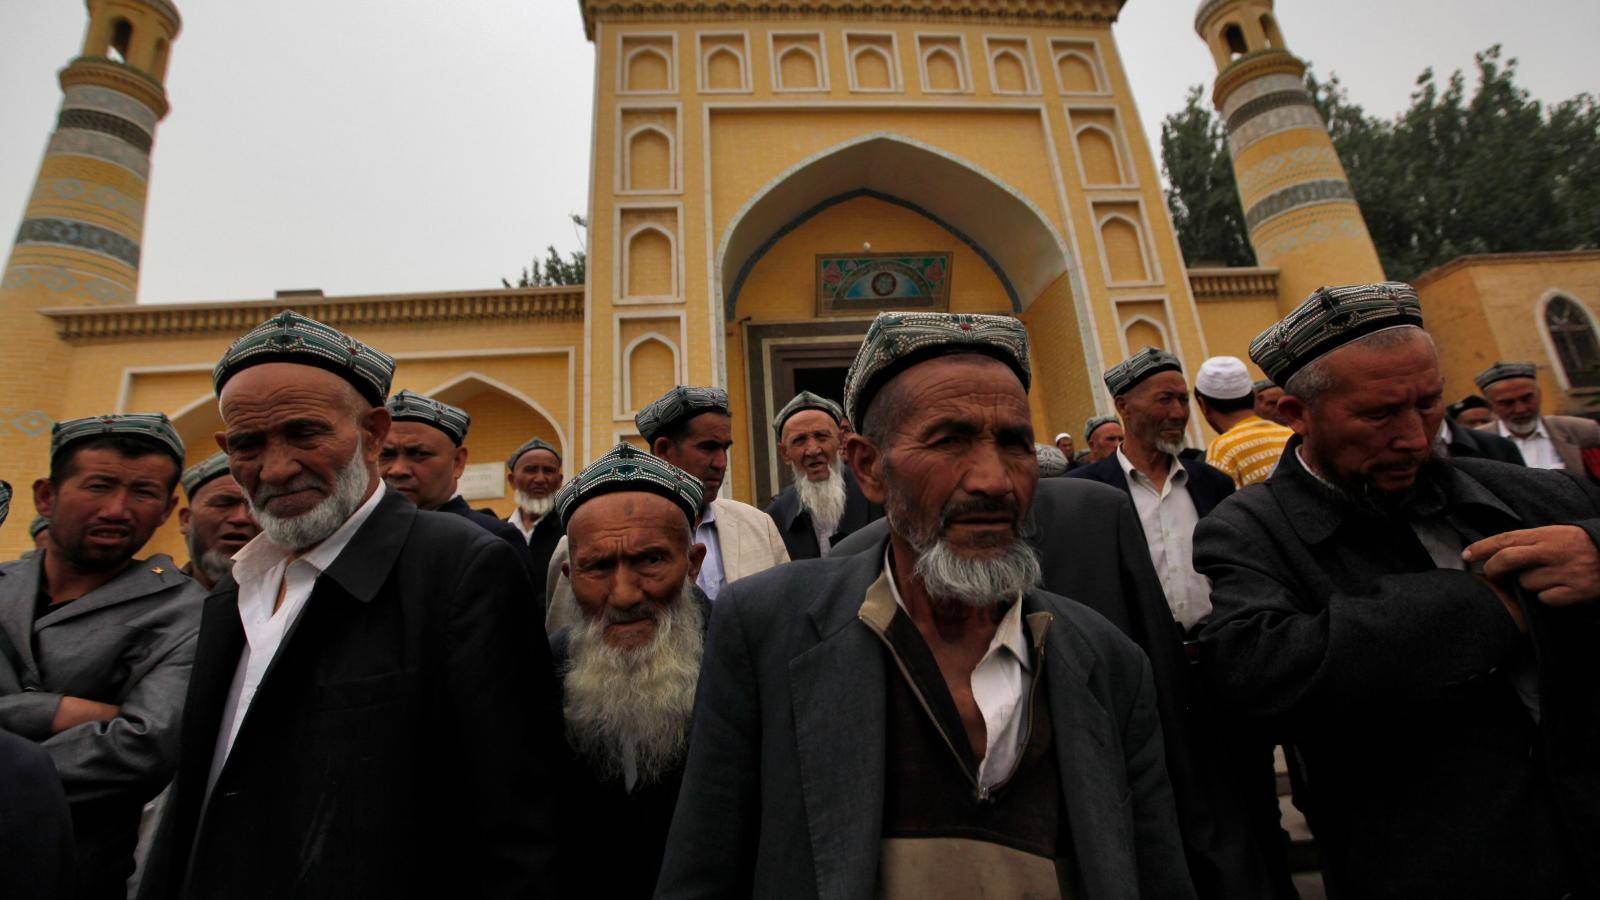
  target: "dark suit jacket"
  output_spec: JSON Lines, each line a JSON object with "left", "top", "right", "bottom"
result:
{"left": 831, "top": 478, "right": 1282, "bottom": 900}
{"left": 1446, "top": 419, "right": 1525, "bottom": 465}
{"left": 521, "top": 512, "right": 565, "bottom": 607}
{"left": 0, "top": 728, "right": 75, "bottom": 900}
{"left": 1196, "top": 446, "right": 1600, "bottom": 897}
{"left": 440, "top": 495, "right": 534, "bottom": 566}
{"left": 141, "top": 491, "right": 563, "bottom": 900}
{"left": 1065, "top": 453, "right": 1236, "bottom": 518}
{"left": 655, "top": 540, "right": 1195, "bottom": 900}
{"left": 763, "top": 468, "right": 883, "bottom": 561}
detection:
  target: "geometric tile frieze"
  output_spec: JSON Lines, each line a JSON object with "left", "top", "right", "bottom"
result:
{"left": 16, "top": 217, "right": 141, "bottom": 268}
{"left": 57, "top": 108, "right": 154, "bottom": 153}
{"left": 1244, "top": 178, "right": 1355, "bottom": 232}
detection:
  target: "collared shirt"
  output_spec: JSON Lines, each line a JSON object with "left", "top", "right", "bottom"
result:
{"left": 1206, "top": 414, "right": 1293, "bottom": 487}
{"left": 1116, "top": 448, "right": 1212, "bottom": 631}
{"left": 884, "top": 549, "right": 1031, "bottom": 790}
{"left": 810, "top": 513, "right": 834, "bottom": 556}
{"left": 207, "top": 482, "right": 387, "bottom": 794}
{"left": 1498, "top": 419, "right": 1565, "bottom": 470}
{"left": 506, "top": 509, "right": 540, "bottom": 543}
{"left": 694, "top": 502, "right": 726, "bottom": 601}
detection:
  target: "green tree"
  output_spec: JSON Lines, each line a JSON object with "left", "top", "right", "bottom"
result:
{"left": 1162, "top": 47, "right": 1600, "bottom": 281}
{"left": 504, "top": 214, "right": 588, "bottom": 287}
{"left": 1160, "top": 85, "right": 1255, "bottom": 267}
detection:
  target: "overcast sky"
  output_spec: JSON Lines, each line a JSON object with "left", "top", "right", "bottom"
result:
{"left": 1, "top": 1, "right": 1595, "bottom": 305}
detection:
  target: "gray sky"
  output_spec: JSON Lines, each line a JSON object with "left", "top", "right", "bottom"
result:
{"left": 2, "top": 1, "right": 1595, "bottom": 305}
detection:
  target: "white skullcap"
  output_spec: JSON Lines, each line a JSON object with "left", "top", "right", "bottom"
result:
{"left": 1195, "top": 356, "right": 1254, "bottom": 400}
{"left": 1054, "top": 432, "right": 1071, "bottom": 442}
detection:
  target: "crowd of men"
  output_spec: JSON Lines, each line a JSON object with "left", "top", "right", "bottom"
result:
{"left": 1, "top": 283, "right": 1597, "bottom": 900}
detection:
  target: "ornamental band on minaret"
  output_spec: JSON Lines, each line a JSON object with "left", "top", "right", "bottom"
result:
{"left": 0, "top": 0, "right": 180, "bottom": 474}
{"left": 1195, "top": 0, "right": 1386, "bottom": 311}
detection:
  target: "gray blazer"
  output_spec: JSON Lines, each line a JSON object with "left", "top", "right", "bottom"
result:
{"left": 1545, "top": 413, "right": 1600, "bottom": 475}
{"left": 0, "top": 552, "right": 204, "bottom": 890}
{"left": 655, "top": 538, "right": 1195, "bottom": 900}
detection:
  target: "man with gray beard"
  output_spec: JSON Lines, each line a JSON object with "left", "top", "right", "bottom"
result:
{"left": 505, "top": 437, "right": 565, "bottom": 603}
{"left": 176, "top": 452, "right": 259, "bottom": 591}
{"left": 763, "top": 391, "right": 883, "bottom": 560}
{"left": 140, "top": 311, "right": 562, "bottom": 900}
{"left": 657, "top": 312, "right": 1193, "bottom": 900}
{"left": 545, "top": 443, "right": 710, "bottom": 898}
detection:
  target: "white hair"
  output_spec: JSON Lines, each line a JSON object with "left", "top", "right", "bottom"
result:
{"left": 515, "top": 490, "right": 555, "bottom": 518}
{"left": 247, "top": 436, "right": 371, "bottom": 551}
{"left": 790, "top": 458, "right": 847, "bottom": 536}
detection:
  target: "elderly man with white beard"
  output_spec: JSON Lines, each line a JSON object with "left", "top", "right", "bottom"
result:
{"left": 657, "top": 312, "right": 1194, "bottom": 900}
{"left": 505, "top": 437, "right": 566, "bottom": 600}
{"left": 763, "top": 391, "right": 883, "bottom": 560}
{"left": 545, "top": 443, "right": 710, "bottom": 898}
{"left": 139, "top": 311, "right": 562, "bottom": 900}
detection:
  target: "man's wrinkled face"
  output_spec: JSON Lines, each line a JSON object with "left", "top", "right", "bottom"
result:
{"left": 780, "top": 409, "right": 842, "bottom": 483}
{"left": 1282, "top": 330, "right": 1445, "bottom": 495}
{"left": 565, "top": 492, "right": 705, "bottom": 652}
{"left": 35, "top": 448, "right": 178, "bottom": 573}
{"left": 181, "top": 476, "right": 260, "bottom": 564}
{"left": 216, "top": 364, "right": 386, "bottom": 521}
{"left": 1117, "top": 370, "right": 1191, "bottom": 454}
{"left": 1055, "top": 435, "right": 1074, "bottom": 457}
{"left": 1483, "top": 377, "right": 1542, "bottom": 435}
{"left": 852, "top": 355, "right": 1037, "bottom": 558}
{"left": 379, "top": 421, "right": 466, "bottom": 510}
{"left": 1254, "top": 385, "right": 1285, "bottom": 424}
{"left": 1456, "top": 407, "right": 1496, "bottom": 430}
{"left": 509, "top": 448, "right": 563, "bottom": 498}
{"left": 655, "top": 412, "right": 732, "bottom": 500}
{"left": 1087, "top": 422, "right": 1124, "bottom": 461}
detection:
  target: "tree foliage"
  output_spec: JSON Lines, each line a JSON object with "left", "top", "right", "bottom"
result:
{"left": 1162, "top": 47, "right": 1600, "bottom": 281}
{"left": 504, "top": 214, "right": 589, "bottom": 287}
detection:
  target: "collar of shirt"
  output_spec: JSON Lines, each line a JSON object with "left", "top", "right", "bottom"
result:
{"left": 1115, "top": 446, "right": 1188, "bottom": 495}
{"left": 506, "top": 509, "right": 538, "bottom": 542}
{"left": 882, "top": 546, "right": 1031, "bottom": 674}
{"left": 232, "top": 480, "right": 388, "bottom": 590}
{"left": 699, "top": 500, "right": 718, "bottom": 527}
{"left": 1498, "top": 418, "right": 1550, "bottom": 441}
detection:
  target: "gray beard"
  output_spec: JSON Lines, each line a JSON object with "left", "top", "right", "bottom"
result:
{"left": 1154, "top": 437, "right": 1185, "bottom": 457}
{"left": 910, "top": 536, "right": 1042, "bottom": 609}
{"left": 248, "top": 438, "right": 372, "bottom": 551}
{"left": 790, "top": 459, "right": 847, "bottom": 536}
{"left": 1506, "top": 414, "right": 1539, "bottom": 437}
{"left": 183, "top": 531, "right": 235, "bottom": 585}
{"left": 561, "top": 579, "right": 704, "bottom": 787}
{"left": 515, "top": 490, "right": 555, "bottom": 518}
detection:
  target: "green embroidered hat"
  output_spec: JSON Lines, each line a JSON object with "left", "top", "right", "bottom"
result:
{"left": 180, "top": 451, "right": 233, "bottom": 501}
{"left": 1249, "top": 282, "right": 1423, "bottom": 387}
{"left": 842, "top": 312, "right": 1031, "bottom": 428}
{"left": 552, "top": 442, "right": 705, "bottom": 528}
{"left": 507, "top": 437, "right": 561, "bottom": 471}
{"left": 50, "top": 412, "right": 185, "bottom": 467}
{"left": 1474, "top": 361, "right": 1538, "bottom": 392}
{"left": 1083, "top": 414, "right": 1120, "bottom": 441}
{"left": 773, "top": 391, "right": 845, "bottom": 440}
{"left": 386, "top": 390, "right": 471, "bottom": 446}
{"left": 28, "top": 516, "right": 49, "bottom": 539}
{"left": 0, "top": 480, "right": 10, "bottom": 530}
{"left": 1104, "top": 347, "right": 1183, "bottom": 397}
{"left": 634, "top": 386, "right": 730, "bottom": 444}
{"left": 1252, "top": 378, "right": 1277, "bottom": 393}
{"left": 213, "top": 310, "right": 395, "bottom": 407}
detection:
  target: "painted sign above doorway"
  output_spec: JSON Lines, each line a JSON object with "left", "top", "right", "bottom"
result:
{"left": 815, "top": 251, "right": 951, "bottom": 317}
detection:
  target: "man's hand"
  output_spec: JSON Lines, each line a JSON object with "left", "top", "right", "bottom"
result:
{"left": 50, "top": 696, "right": 120, "bottom": 735}
{"left": 1463, "top": 525, "right": 1600, "bottom": 607}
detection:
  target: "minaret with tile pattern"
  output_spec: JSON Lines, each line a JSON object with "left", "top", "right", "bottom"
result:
{"left": 1195, "top": 0, "right": 1384, "bottom": 311}
{"left": 0, "top": 1, "right": 179, "bottom": 485}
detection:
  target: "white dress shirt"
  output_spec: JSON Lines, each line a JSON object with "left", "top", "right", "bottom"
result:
{"left": 1117, "top": 448, "right": 1212, "bottom": 631}
{"left": 506, "top": 509, "right": 539, "bottom": 543}
{"left": 207, "top": 482, "right": 388, "bottom": 794}
{"left": 1498, "top": 419, "right": 1565, "bottom": 470}
{"left": 694, "top": 502, "right": 726, "bottom": 601}
{"left": 885, "top": 549, "right": 1031, "bottom": 790}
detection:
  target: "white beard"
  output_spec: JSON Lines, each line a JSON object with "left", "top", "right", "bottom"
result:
{"left": 1155, "top": 437, "right": 1186, "bottom": 457}
{"left": 515, "top": 490, "right": 555, "bottom": 518}
{"left": 790, "top": 458, "right": 847, "bottom": 536}
{"left": 1506, "top": 414, "right": 1539, "bottom": 437}
{"left": 248, "top": 437, "right": 372, "bottom": 552}
{"left": 910, "top": 537, "right": 1042, "bottom": 609}
{"left": 561, "top": 579, "right": 704, "bottom": 787}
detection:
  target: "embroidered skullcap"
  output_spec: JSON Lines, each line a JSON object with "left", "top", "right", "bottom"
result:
{"left": 1447, "top": 395, "right": 1491, "bottom": 419}
{"left": 386, "top": 390, "right": 471, "bottom": 446}
{"left": 51, "top": 413, "right": 185, "bottom": 468}
{"left": 1474, "top": 361, "right": 1538, "bottom": 391}
{"left": 552, "top": 442, "right": 705, "bottom": 528}
{"left": 773, "top": 391, "right": 845, "bottom": 440}
{"left": 1195, "top": 356, "right": 1254, "bottom": 401}
{"left": 28, "top": 516, "right": 50, "bottom": 539}
{"left": 843, "top": 312, "right": 1031, "bottom": 428}
{"left": 1249, "top": 282, "right": 1424, "bottom": 387}
{"left": 634, "top": 386, "right": 730, "bottom": 444}
{"left": 181, "top": 452, "right": 234, "bottom": 501}
{"left": 1084, "top": 415, "right": 1120, "bottom": 441}
{"left": 213, "top": 310, "right": 395, "bottom": 407}
{"left": 507, "top": 437, "right": 561, "bottom": 470}
{"left": 1035, "top": 443, "right": 1069, "bottom": 478}
{"left": 0, "top": 480, "right": 10, "bottom": 530}
{"left": 1104, "top": 347, "right": 1182, "bottom": 397}
{"left": 1253, "top": 378, "right": 1277, "bottom": 393}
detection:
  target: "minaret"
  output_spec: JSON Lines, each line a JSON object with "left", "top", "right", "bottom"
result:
{"left": 0, "top": 1, "right": 178, "bottom": 509}
{"left": 1195, "top": 0, "right": 1384, "bottom": 311}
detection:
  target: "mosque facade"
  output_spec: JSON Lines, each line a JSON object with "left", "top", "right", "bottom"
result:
{"left": 3, "top": 0, "right": 1598, "bottom": 559}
